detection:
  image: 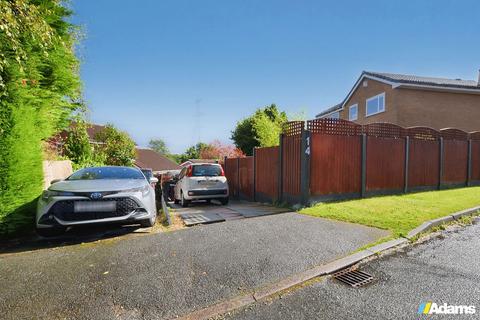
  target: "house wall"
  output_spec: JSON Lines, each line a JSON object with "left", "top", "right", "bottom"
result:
{"left": 394, "top": 88, "right": 480, "bottom": 131}
{"left": 336, "top": 78, "right": 480, "bottom": 132}
{"left": 339, "top": 78, "right": 398, "bottom": 124}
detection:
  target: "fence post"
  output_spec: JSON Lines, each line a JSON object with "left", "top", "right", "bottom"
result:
{"left": 236, "top": 157, "right": 240, "bottom": 199}
{"left": 278, "top": 133, "right": 284, "bottom": 203}
{"left": 467, "top": 139, "right": 472, "bottom": 187}
{"left": 253, "top": 147, "right": 257, "bottom": 201}
{"left": 361, "top": 133, "right": 367, "bottom": 197}
{"left": 300, "top": 128, "right": 311, "bottom": 206}
{"left": 404, "top": 136, "right": 410, "bottom": 193}
{"left": 438, "top": 137, "right": 444, "bottom": 190}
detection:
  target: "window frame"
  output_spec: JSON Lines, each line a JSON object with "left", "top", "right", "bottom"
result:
{"left": 365, "top": 92, "right": 386, "bottom": 117}
{"left": 329, "top": 111, "right": 340, "bottom": 119}
{"left": 348, "top": 104, "right": 358, "bottom": 121}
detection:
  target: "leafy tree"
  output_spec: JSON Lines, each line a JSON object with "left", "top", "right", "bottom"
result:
{"left": 95, "top": 124, "right": 136, "bottom": 167}
{"left": 199, "top": 140, "right": 245, "bottom": 160}
{"left": 178, "top": 142, "right": 209, "bottom": 163}
{"left": 148, "top": 138, "right": 169, "bottom": 155}
{"left": 231, "top": 104, "right": 288, "bottom": 155}
{"left": 63, "top": 121, "right": 92, "bottom": 165}
{"left": 63, "top": 120, "right": 106, "bottom": 170}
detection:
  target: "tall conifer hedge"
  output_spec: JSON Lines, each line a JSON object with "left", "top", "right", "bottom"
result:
{"left": 0, "top": 0, "right": 81, "bottom": 237}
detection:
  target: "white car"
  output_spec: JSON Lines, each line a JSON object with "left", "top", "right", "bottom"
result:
{"left": 174, "top": 163, "right": 229, "bottom": 207}
{"left": 36, "top": 166, "right": 157, "bottom": 237}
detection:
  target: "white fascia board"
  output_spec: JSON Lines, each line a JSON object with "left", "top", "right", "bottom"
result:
{"left": 340, "top": 73, "right": 396, "bottom": 109}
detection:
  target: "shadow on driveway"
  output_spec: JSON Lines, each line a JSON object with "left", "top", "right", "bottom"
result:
{"left": 0, "top": 223, "right": 154, "bottom": 255}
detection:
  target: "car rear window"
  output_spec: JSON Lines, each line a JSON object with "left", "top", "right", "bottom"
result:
{"left": 192, "top": 165, "right": 222, "bottom": 177}
{"left": 68, "top": 167, "right": 145, "bottom": 180}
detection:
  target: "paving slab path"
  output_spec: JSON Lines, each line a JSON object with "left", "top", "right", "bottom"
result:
{"left": 171, "top": 200, "right": 290, "bottom": 226}
{"left": 0, "top": 212, "right": 389, "bottom": 320}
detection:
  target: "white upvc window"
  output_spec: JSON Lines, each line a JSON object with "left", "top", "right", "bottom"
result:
{"left": 349, "top": 104, "right": 358, "bottom": 121}
{"left": 366, "top": 92, "right": 385, "bottom": 117}
{"left": 330, "top": 111, "right": 340, "bottom": 119}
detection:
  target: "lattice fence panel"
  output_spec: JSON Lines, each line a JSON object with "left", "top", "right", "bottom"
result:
{"left": 362, "top": 123, "right": 406, "bottom": 139}
{"left": 405, "top": 126, "right": 440, "bottom": 141}
{"left": 283, "top": 121, "right": 304, "bottom": 136}
{"left": 440, "top": 128, "right": 468, "bottom": 140}
{"left": 307, "top": 118, "right": 362, "bottom": 136}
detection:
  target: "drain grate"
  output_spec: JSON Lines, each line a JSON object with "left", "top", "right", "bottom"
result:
{"left": 333, "top": 268, "right": 374, "bottom": 288}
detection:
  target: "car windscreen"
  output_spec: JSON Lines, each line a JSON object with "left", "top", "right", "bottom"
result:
{"left": 192, "top": 165, "right": 222, "bottom": 177}
{"left": 141, "top": 169, "right": 153, "bottom": 181}
{"left": 68, "top": 167, "right": 145, "bottom": 180}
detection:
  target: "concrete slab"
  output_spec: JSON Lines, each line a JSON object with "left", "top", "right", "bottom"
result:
{"left": 174, "top": 200, "right": 289, "bottom": 226}
{"left": 179, "top": 212, "right": 225, "bottom": 226}
{"left": 217, "top": 212, "right": 244, "bottom": 221}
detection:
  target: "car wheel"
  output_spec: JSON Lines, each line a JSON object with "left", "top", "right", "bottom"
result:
{"left": 181, "top": 192, "right": 190, "bottom": 208}
{"left": 36, "top": 227, "right": 66, "bottom": 238}
{"left": 220, "top": 197, "right": 229, "bottom": 205}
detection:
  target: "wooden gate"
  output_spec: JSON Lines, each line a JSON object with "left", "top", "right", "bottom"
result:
{"left": 281, "top": 121, "right": 303, "bottom": 204}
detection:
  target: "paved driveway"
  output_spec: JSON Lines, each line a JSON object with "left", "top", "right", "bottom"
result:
{"left": 171, "top": 200, "right": 290, "bottom": 225}
{"left": 226, "top": 222, "right": 480, "bottom": 320}
{"left": 0, "top": 212, "right": 388, "bottom": 320}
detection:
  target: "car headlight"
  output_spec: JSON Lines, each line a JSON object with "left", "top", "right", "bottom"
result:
{"left": 127, "top": 185, "right": 151, "bottom": 197}
{"left": 42, "top": 190, "right": 75, "bottom": 200}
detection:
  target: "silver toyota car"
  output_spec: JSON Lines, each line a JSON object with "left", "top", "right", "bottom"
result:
{"left": 36, "top": 166, "right": 157, "bottom": 237}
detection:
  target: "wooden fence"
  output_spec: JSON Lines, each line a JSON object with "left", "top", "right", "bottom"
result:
{"left": 224, "top": 119, "right": 480, "bottom": 205}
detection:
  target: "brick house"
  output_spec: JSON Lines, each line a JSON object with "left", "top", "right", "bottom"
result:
{"left": 316, "top": 70, "right": 480, "bottom": 132}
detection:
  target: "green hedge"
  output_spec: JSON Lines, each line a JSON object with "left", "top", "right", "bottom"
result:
{"left": 0, "top": 0, "right": 82, "bottom": 238}
{"left": 0, "top": 104, "right": 45, "bottom": 237}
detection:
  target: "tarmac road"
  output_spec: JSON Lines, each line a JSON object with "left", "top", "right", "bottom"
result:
{"left": 226, "top": 221, "right": 480, "bottom": 320}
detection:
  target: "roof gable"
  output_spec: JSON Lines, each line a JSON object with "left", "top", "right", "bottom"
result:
{"left": 135, "top": 148, "right": 180, "bottom": 172}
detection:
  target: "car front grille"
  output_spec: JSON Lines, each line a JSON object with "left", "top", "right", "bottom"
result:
{"left": 49, "top": 198, "right": 139, "bottom": 221}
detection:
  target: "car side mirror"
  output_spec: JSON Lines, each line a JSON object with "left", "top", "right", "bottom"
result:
{"left": 149, "top": 177, "right": 159, "bottom": 184}
{"left": 50, "top": 179, "right": 62, "bottom": 185}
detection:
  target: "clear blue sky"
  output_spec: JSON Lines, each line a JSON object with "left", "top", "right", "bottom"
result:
{"left": 71, "top": 0, "right": 480, "bottom": 153}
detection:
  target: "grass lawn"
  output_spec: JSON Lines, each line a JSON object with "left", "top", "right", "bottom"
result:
{"left": 300, "top": 187, "right": 480, "bottom": 237}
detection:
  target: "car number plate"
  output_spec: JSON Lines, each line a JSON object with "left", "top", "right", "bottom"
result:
{"left": 74, "top": 201, "right": 116, "bottom": 213}
{"left": 199, "top": 180, "right": 216, "bottom": 185}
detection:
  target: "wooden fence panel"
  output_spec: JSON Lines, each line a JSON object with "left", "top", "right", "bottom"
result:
{"left": 238, "top": 157, "right": 254, "bottom": 200}
{"left": 255, "top": 147, "right": 279, "bottom": 202}
{"left": 310, "top": 133, "right": 361, "bottom": 196}
{"left": 408, "top": 139, "right": 440, "bottom": 188}
{"left": 225, "top": 158, "right": 239, "bottom": 198}
{"left": 282, "top": 134, "right": 302, "bottom": 198}
{"left": 471, "top": 140, "right": 480, "bottom": 182}
{"left": 366, "top": 137, "right": 405, "bottom": 192}
{"left": 443, "top": 140, "right": 468, "bottom": 185}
